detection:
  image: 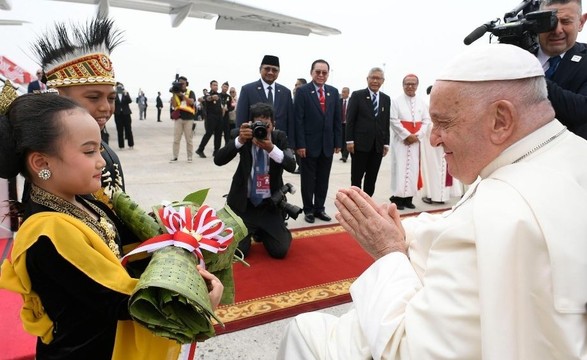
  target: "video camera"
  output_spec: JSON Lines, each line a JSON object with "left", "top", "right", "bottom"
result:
{"left": 170, "top": 73, "right": 182, "bottom": 94}
{"left": 248, "top": 121, "right": 269, "bottom": 140}
{"left": 464, "top": 0, "right": 557, "bottom": 53}
{"left": 271, "top": 183, "right": 303, "bottom": 220}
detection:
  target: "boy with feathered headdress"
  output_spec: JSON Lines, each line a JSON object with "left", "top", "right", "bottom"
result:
{"left": 32, "top": 17, "right": 125, "bottom": 202}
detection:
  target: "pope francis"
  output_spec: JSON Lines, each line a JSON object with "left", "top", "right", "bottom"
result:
{"left": 277, "top": 44, "right": 587, "bottom": 359}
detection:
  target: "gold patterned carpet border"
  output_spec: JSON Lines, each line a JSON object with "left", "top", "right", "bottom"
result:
{"left": 213, "top": 277, "right": 356, "bottom": 325}
{"left": 290, "top": 224, "right": 346, "bottom": 240}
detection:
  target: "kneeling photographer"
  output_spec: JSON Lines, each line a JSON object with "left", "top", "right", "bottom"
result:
{"left": 214, "top": 102, "right": 297, "bottom": 259}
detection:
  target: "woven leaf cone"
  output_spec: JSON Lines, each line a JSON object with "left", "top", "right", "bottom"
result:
{"left": 111, "top": 191, "right": 163, "bottom": 241}
{"left": 128, "top": 246, "right": 221, "bottom": 343}
{"left": 111, "top": 191, "right": 247, "bottom": 342}
{"left": 151, "top": 202, "right": 248, "bottom": 305}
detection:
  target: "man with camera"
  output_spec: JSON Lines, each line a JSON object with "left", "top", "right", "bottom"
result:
{"left": 538, "top": 0, "right": 587, "bottom": 139}
{"left": 169, "top": 75, "right": 196, "bottom": 163}
{"left": 214, "top": 102, "right": 297, "bottom": 259}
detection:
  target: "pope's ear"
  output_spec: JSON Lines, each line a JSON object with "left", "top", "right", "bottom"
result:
{"left": 490, "top": 100, "right": 515, "bottom": 145}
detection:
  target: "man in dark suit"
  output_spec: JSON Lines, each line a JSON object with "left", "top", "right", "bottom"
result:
{"left": 346, "top": 68, "right": 391, "bottom": 196}
{"left": 339, "top": 87, "right": 350, "bottom": 162}
{"left": 538, "top": 0, "right": 587, "bottom": 139}
{"left": 114, "top": 82, "right": 134, "bottom": 149}
{"left": 294, "top": 59, "right": 342, "bottom": 223}
{"left": 196, "top": 80, "right": 223, "bottom": 158}
{"left": 236, "top": 55, "right": 295, "bottom": 144}
{"left": 156, "top": 91, "right": 163, "bottom": 122}
{"left": 214, "top": 103, "right": 296, "bottom": 259}
{"left": 27, "top": 69, "right": 45, "bottom": 93}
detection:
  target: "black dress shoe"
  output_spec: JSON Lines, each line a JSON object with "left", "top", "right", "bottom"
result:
{"left": 313, "top": 211, "right": 331, "bottom": 221}
{"left": 304, "top": 213, "right": 315, "bottom": 223}
{"left": 195, "top": 150, "right": 206, "bottom": 158}
{"left": 339, "top": 157, "right": 347, "bottom": 163}
{"left": 389, "top": 196, "right": 405, "bottom": 210}
{"left": 405, "top": 203, "right": 416, "bottom": 209}
{"left": 422, "top": 197, "right": 433, "bottom": 204}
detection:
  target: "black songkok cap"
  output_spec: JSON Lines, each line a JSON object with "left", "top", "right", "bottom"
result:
{"left": 261, "top": 55, "right": 280, "bottom": 68}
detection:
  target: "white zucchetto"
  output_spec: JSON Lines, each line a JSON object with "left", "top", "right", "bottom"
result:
{"left": 437, "top": 43, "right": 544, "bottom": 82}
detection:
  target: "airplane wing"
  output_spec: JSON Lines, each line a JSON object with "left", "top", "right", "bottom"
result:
{"left": 0, "top": 19, "right": 29, "bottom": 25}
{"left": 0, "top": 0, "right": 11, "bottom": 11}
{"left": 49, "top": 0, "right": 341, "bottom": 36}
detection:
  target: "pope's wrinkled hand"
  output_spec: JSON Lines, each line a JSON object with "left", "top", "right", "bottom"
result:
{"left": 335, "top": 187, "right": 406, "bottom": 260}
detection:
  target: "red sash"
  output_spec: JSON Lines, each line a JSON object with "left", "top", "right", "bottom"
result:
{"left": 400, "top": 120, "right": 423, "bottom": 134}
{"left": 400, "top": 120, "right": 423, "bottom": 189}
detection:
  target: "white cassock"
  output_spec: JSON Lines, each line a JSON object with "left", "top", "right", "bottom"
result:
{"left": 277, "top": 120, "right": 587, "bottom": 359}
{"left": 389, "top": 94, "right": 430, "bottom": 198}
{"left": 420, "top": 124, "right": 451, "bottom": 202}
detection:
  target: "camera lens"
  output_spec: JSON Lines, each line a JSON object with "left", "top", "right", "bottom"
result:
{"left": 253, "top": 126, "right": 267, "bottom": 139}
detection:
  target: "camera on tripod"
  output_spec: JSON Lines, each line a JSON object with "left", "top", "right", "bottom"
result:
{"left": 464, "top": 0, "right": 558, "bottom": 53}
{"left": 248, "top": 121, "right": 269, "bottom": 140}
{"left": 271, "top": 183, "right": 303, "bottom": 220}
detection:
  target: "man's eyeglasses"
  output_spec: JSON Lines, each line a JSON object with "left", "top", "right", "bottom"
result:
{"left": 262, "top": 66, "right": 279, "bottom": 73}
{"left": 314, "top": 70, "right": 329, "bottom": 76}
{"left": 403, "top": 83, "right": 418, "bottom": 87}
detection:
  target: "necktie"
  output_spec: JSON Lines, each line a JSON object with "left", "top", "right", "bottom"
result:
{"left": 250, "top": 146, "right": 265, "bottom": 206}
{"left": 318, "top": 87, "right": 326, "bottom": 112}
{"left": 267, "top": 85, "right": 274, "bottom": 105}
{"left": 545, "top": 56, "right": 561, "bottom": 79}
{"left": 342, "top": 99, "right": 347, "bottom": 123}
{"left": 372, "top": 93, "right": 378, "bottom": 117}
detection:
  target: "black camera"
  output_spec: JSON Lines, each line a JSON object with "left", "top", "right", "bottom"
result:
{"left": 169, "top": 74, "right": 182, "bottom": 94}
{"left": 464, "top": 0, "right": 557, "bottom": 53}
{"left": 271, "top": 183, "right": 303, "bottom": 220}
{"left": 170, "top": 81, "right": 182, "bottom": 93}
{"left": 248, "top": 121, "right": 269, "bottom": 140}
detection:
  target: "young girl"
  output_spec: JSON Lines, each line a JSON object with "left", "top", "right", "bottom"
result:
{"left": 0, "top": 93, "right": 223, "bottom": 359}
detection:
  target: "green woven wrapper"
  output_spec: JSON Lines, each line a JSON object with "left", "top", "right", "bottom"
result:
{"left": 128, "top": 246, "right": 222, "bottom": 343}
{"left": 112, "top": 191, "right": 163, "bottom": 240}
{"left": 151, "top": 202, "right": 247, "bottom": 305}
{"left": 112, "top": 189, "right": 248, "bottom": 304}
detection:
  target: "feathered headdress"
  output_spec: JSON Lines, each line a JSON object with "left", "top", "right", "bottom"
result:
{"left": 31, "top": 17, "right": 123, "bottom": 88}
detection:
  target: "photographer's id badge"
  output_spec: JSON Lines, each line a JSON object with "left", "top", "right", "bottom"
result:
{"left": 255, "top": 174, "right": 271, "bottom": 196}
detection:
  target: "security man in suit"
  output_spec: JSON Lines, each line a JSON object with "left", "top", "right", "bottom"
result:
{"left": 339, "top": 86, "right": 350, "bottom": 162}
{"left": 294, "top": 59, "right": 342, "bottom": 223}
{"left": 538, "top": 0, "right": 587, "bottom": 139}
{"left": 214, "top": 102, "right": 296, "bottom": 259}
{"left": 114, "top": 82, "right": 134, "bottom": 149}
{"left": 345, "top": 67, "right": 391, "bottom": 197}
{"left": 236, "top": 55, "right": 295, "bottom": 144}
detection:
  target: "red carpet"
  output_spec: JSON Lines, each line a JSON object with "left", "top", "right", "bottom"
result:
{"left": 1, "top": 237, "right": 36, "bottom": 360}
{"left": 0, "top": 209, "right": 449, "bottom": 357}
{"left": 213, "top": 224, "right": 374, "bottom": 334}
{"left": 0, "top": 289, "right": 35, "bottom": 360}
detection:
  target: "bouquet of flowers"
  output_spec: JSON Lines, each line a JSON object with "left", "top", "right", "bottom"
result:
{"left": 111, "top": 189, "right": 247, "bottom": 343}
